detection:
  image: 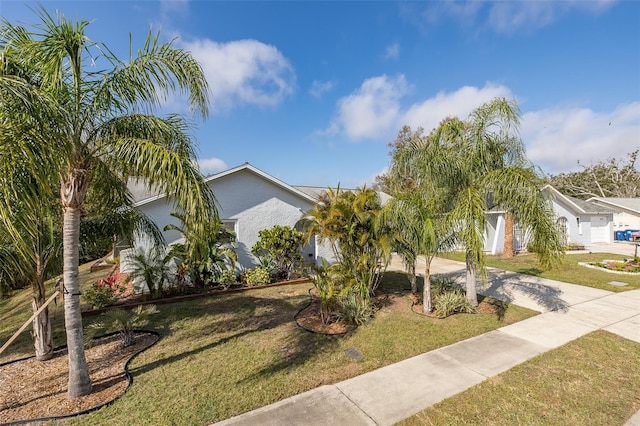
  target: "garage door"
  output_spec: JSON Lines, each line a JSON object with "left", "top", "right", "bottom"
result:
{"left": 590, "top": 216, "right": 610, "bottom": 243}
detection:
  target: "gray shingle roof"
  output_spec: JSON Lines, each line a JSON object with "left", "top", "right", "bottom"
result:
{"left": 566, "top": 195, "right": 615, "bottom": 214}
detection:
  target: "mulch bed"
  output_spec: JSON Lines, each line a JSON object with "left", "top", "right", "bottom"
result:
{"left": 295, "top": 288, "right": 389, "bottom": 335}
{"left": 0, "top": 331, "right": 158, "bottom": 424}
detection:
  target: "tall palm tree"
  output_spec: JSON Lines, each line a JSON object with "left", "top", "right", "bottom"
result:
{"left": 382, "top": 126, "right": 456, "bottom": 312}
{"left": 431, "top": 98, "right": 564, "bottom": 305}
{"left": 0, "top": 9, "right": 213, "bottom": 398}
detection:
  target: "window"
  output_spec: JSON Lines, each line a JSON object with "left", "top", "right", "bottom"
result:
{"left": 221, "top": 219, "right": 237, "bottom": 240}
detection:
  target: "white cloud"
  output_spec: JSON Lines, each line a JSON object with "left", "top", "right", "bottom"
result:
{"left": 160, "top": 0, "right": 190, "bottom": 19}
{"left": 198, "top": 157, "right": 228, "bottom": 175}
{"left": 402, "top": 83, "right": 513, "bottom": 134}
{"left": 327, "top": 74, "right": 410, "bottom": 140}
{"left": 420, "top": 0, "right": 615, "bottom": 34}
{"left": 180, "top": 38, "right": 296, "bottom": 113}
{"left": 522, "top": 102, "right": 640, "bottom": 174}
{"left": 309, "top": 80, "right": 335, "bottom": 98}
{"left": 326, "top": 79, "right": 512, "bottom": 141}
{"left": 384, "top": 43, "right": 400, "bottom": 60}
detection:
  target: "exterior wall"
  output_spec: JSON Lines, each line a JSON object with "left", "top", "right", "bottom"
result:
{"left": 550, "top": 199, "right": 613, "bottom": 244}
{"left": 133, "top": 167, "right": 335, "bottom": 270}
{"left": 484, "top": 213, "right": 505, "bottom": 254}
{"left": 612, "top": 212, "right": 640, "bottom": 232}
{"left": 550, "top": 199, "right": 590, "bottom": 246}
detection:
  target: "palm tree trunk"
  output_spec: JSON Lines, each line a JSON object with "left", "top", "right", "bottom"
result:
{"left": 62, "top": 169, "right": 92, "bottom": 399}
{"left": 503, "top": 212, "right": 514, "bottom": 258}
{"left": 32, "top": 258, "right": 54, "bottom": 361}
{"left": 408, "top": 262, "right": 417, "bottom": 294}
{"left": 32, "top": 295, "right": 53, "bottom": 361}
{"left": 422, "top": 260, "right": 432, "bottom": 313}
{"left": 465, "top": 250, "right": 478, "bottom": 306}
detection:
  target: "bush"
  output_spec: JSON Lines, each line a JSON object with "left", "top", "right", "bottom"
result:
{"left": 86, "top": 305, "right": 158, "bottom": 348}
{"left": 431, "top": 276, "right": 458, "bottom": 298}
{"left": 432, "top": 289, "right": 476, "bottom": 318}
{"left": 218, "top": 269, "right": 238, "bottom": 287}
{"left": 336, "top": 288, "right": 373, "bottom": 325}
{"left": 84, "top": 276, "right": 124, "bottom": 309}
{"left": 243, "top": 267, "right": 271, "bottom": 286}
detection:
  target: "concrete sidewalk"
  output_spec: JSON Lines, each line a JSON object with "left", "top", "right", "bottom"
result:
{"left": 214, "top": 256, "right": 640, "bottom": 426}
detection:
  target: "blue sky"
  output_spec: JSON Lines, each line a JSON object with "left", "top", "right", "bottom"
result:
{"left": 3, "top": 1, "right": 639, "bottom": 188}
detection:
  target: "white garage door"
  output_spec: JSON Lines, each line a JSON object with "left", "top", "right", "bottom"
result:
{"left": 590, "top": 216, "right": 610, "bottom": 243}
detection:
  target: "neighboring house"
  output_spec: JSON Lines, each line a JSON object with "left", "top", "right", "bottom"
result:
{"left": 586, "top": 197, "right": 640, "bottom": 236}
{"left": 543, "top": 185, "right": 615, "bottom": 246}
{"left": 483, "top": 185, "right": 615, "bottom": 255}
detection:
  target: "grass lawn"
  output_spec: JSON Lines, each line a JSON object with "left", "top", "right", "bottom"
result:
{"left": 0, "top": 261, "right": 112, "bottom": 363}
{"left": 1, "top": 268, "right": 536, "bottom": 425}
{"left": 399, "top": 330, "right": 640, "bottom": 426}
{"left": 441, "top": 251, "right": 640, "bottom": 292}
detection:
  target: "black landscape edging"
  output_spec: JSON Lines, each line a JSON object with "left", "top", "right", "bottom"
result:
{"left": 1, "top": 329, "right": 161, "bottom": 426}
{"left": 82, "top": 278, "right": 312, "bottom": 317}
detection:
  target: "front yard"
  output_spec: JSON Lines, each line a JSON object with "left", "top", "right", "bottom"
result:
{"left": 441, "top": 251, "right": 640, "bottom": 292}
{"left": 0, "top": 267, "right": 534, "bottom": 424}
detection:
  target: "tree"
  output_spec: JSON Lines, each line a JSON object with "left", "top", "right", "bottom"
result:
{"left": 303, "top": 187, "right": 391, "bottom": 302}
{"left": 433, "top": 99, "right": 564, "bottom": 305}
{"left": 388, "top": 99, "right": 564, "bottom": 306}
{"left": 381, "top": 126, "right": 457, "bottom": 313}
{"left": 548, "top": 150, "right": 640, "bottom": 199}
{"left": 0, "top": 194, "right": 62, "bottom": 361}
{"left": 0, "top": 9, "right": 213, "bottom": 398}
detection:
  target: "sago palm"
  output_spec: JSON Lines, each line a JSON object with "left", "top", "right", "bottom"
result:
{"left": 0, "top": 8, "right": 214, "bottom": 398}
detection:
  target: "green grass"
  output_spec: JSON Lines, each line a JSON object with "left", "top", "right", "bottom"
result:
{"left": 441, "top": 251, "right": 640, "bottom": 292}
{"left": 0, "top": 269, "right": 536, "bottom": 425}
{"left": 398, "top": 330, "right": 640, "bottom": 426}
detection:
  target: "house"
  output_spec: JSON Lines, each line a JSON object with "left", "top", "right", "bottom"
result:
{"left": 127, "top": 163, "right": 336, "bottom": 270}
{"left": 483, "top": 185, "right": 615, "bottom": 254}
{"left": 586, "top": 197, "right": 640, "bottom": 238}
{"left": 543, "top": 185, "right": 615, "bottom": 246}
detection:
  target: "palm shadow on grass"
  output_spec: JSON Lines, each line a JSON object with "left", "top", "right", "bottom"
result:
{"left": 127, "top": 288, "right": 345, "bottom": 380}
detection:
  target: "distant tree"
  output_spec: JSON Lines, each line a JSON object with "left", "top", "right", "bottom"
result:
{"left": 548, "top": 150, "right": 640, "bottom": 199}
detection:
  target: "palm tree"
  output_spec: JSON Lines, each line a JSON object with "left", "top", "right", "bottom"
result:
{"left": 303, "top": 186, "right": 391, "bottom": 301}
{"left": 0, "top": 195, "right": 62, "bottom": 361}
{"left": 165, "top": 212, "right": 237, "bottom": 287}
{"left": 0, "top": 9, "right": 213, "bottom": 398}
{"left": 430, "top": 98, "right": 564, "bottom": 305}
{"left": 382, "top": 126, "right": 456, "bottom": 313}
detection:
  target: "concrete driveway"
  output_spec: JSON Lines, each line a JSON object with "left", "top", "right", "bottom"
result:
{"left": 586, "top": 241, "right": 640, "bottom": 257}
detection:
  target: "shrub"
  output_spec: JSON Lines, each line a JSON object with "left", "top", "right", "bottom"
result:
{"left": 336, "top": 288, "right": 373, "bottom": 325}
{"left": 431, "top": 276, "right": 458, "bottom": 298}
{"left": 252, "top": 225, "right": 304, "bottom": 279}
{"left": 243, "top": 267, "right": 271, "bottom": 286}
{"left": 433, "top": 289, "right": 476, "bottom": 318}
{"left": 86, "top": 305, "right": 158, "bottom": 348}
{"left": 218, "top": 269, "right": 238, "bottom": 287}
{"left": 310, "top": 259, "right": 341, "bottom": 324}
{"left": 84, "top": 276, "right": 125, "bottom": 309}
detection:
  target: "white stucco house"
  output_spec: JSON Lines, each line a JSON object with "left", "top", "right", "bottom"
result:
{"left": 124, "top": 162, "right": 339, "bottom": 271}
{"left": 483, "top": 185, "right": 615, "bottom": 255}
{"left": 586, "top": 197, "right": 640, "bottom": 239}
